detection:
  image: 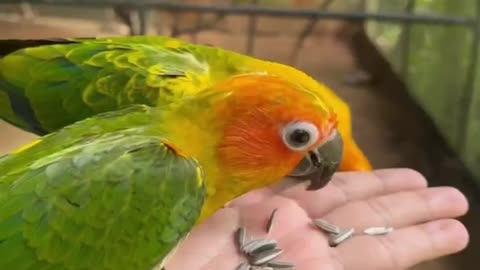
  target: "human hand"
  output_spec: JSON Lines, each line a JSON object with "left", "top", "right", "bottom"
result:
{"left": 165, "top": 169, "right": 469, "bottom": 270}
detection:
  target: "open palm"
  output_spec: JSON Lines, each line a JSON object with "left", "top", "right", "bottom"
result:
{"left": 165, "top": 169, "right": 469, "bottom": 270}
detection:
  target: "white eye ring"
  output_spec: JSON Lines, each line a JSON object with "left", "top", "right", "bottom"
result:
{"left": 282, "top": 122, "right": 319, "bottom": 152}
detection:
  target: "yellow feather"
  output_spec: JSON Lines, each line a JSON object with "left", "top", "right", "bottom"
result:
{"left": 11, "top": 139, "right": 42, "bottom": 154}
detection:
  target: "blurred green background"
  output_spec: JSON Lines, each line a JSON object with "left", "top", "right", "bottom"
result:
{"left": 365, "top": 0, "right": 480, "bottom": 185}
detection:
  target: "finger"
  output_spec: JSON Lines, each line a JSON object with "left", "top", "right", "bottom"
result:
{"left": 278, "top": 168, "right": 428, "bottom": 218}
{"left": 230, "top": 169, "right": 427, "bottom": 214}
{"left": 321, "top": 187, "right": 469, "bottom": 230}
{"left": 335, "top": 219, "right": 469, "bottom": 270}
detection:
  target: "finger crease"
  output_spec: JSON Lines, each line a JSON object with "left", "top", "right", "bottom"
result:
{"left": 330, "top": 177, "right": 350, "bottom": 203}
{"left": 330, "top": 249, "right": 347, "bottom": 270}
{"left": 365, "top": 197, "right": 395, "bottom": 226}
{"left": 418, "top": 225, "right": 437, "bottom": 255}
{"left": 415, "top": 192, "right": 436, "bottom": 221}
{"left": 375, "top": 235, "right": 404, "bottom": 269}
{"left": 372, "top": 171, "right": 388, "bottom": 193}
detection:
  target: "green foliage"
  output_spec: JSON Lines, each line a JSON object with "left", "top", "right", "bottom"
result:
{"left": 366, "top": 0, "right": 480, "bottom": 182}
{"left": 407, "top": 22, "right": 473, "bottom": 150}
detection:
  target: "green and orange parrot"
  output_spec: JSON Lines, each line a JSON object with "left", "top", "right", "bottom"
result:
{"left": 0, "top": 36, "right": 371, "bottom": 172}
{"left": 0, "top": 73, "right": 344, "bottom": 269}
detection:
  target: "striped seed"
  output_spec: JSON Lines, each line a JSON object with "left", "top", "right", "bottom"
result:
{"left": 363, "top": 226, "right": 394, "bottom": 236}
{"left": 242, "top": 239, "right": 277, "bottom": 254}
{"left": 266, "top": 208, "right": 278, "bottom": 234}
{"left": 267, "top": 261, "right": 295, "bottom": 269}
{"left": 329, "top": 228, "right": 355, "bottom": 247}
{"left": 251, "top": 249, "right": 284, "bottom": 265}
{"left": 236, "top": 262, "right": 251, "bottom": 270}
{"left": 237, "top": 227, "right": 247, "bottom": 247}
{"left": 242, "top": 239, "right": 265, "bottom": 254}
{"left": 248, "top": 239, "right": 278, "bottom": 256}
{"left": 312, "top": 219, "right": 341, "bottom": 235}
{"left": 260, "top": 267, "right": 274, "bottom": 270}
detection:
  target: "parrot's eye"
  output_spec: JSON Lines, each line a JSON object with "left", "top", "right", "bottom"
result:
{"left": 282, "top": 122, "right": 319, "bottom": 152}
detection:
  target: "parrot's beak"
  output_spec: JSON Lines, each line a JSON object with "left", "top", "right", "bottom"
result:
{"left": 289, "top": 131, "right": 344, "bottom": 190}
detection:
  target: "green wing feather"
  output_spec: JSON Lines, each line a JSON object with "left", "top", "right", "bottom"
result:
{"left": 0, "top": 105, "right": 206, "bottom": 270}
{"left": 0, "top": 36, "right": 241, "bottom": 135}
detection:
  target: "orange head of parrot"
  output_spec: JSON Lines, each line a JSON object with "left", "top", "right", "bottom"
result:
{"left": 191, "top": 74, "right": 344, "bottom": 192}
{"left": 159, "top": 73, "right": 345, "bottom": 220}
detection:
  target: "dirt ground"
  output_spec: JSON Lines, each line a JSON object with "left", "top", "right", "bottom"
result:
{"left": 0, "top": 12, "right": 478, "bottom": 270}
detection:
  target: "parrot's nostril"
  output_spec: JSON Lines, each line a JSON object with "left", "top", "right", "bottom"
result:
{"left": 289, "top": 131, "right": 343, "bottom": 190}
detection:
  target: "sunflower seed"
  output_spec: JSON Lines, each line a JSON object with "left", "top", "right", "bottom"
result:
{"left": 267, "top": 261, "right": 295, "bottom": 269}
{"left": 242, "top": 239, "right": 278, "bottom": 254}
{"left": 237, "top": 227, "right": 247, "bottom": 247}
{"left": 248, "top": 239, "right": 278, "bottom": 256}
{"left": 236, "top": 262, "right": 251, "bottom": 270}
{"left": 266, "top": 208, "right": 278, "bottom": 234}
{"left": 241, "top": 239, "right": 264, "bottom": 253}
{"left": 251, "top": 248, "right": 284, "bottom": 265}
{"left": 329, "top": 228, "right": 355, "bottom": 247}
{"left": 260, "top": 267, "right": 274, "bottom": 270}
{"left": 312, "top": 219, "right": 341, "bottom": 235}
{"left": 363, "top": 226, "right": 394, "bottom": 236}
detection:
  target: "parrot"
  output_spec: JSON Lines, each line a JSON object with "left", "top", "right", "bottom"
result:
{"left": 0, "top": 73, "right": 344, "bottom": 270}
{"left": 0, "top": 36, "right": 372, "bottom": 172}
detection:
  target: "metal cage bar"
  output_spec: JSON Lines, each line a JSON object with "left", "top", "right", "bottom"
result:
{"left": 0, "top": 1, "right": 476, "bottom": 27}
{"left": 459, "top": 0, "right": 480, "bottom": 155}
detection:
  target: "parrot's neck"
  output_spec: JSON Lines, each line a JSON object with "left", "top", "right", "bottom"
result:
{"left": 154, "top": 103, "right": 276, "bottom": 225}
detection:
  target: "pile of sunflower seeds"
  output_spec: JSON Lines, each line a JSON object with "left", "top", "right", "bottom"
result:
{"left": 312, "top": 218, "right": 394, "bottom": 247}
{"left": 235, "top": 209, "right": 295, "bottom": 270}
{"left": 236, "top": 227, "right": 295, "bottom": 270}
{"left": 233, "top": 210, "right": 394, "bottom": 269}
